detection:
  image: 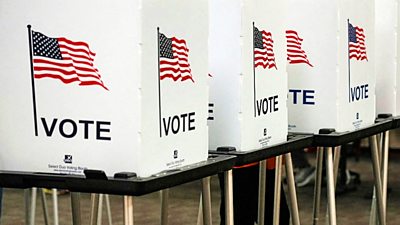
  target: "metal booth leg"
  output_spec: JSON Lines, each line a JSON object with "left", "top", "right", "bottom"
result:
{"left": 29, "top": 188, "right": 37, "bottom": 225}
{"left": 369, "top": 189, "right": 377, "bottom": 225}
{"left": 52, "top": 189, "right": 59, "bottom": 225}
{"left": 332, "top": 147, "right": 341, "bottom": 187}
{"left": 273, "top": 156, "right": 283, "bottom": 225}
{"left": 312, "top": 147, "right": 324, "bottom": 225}
{"left": 123, "top": 196, "right": 134, "bottom": 225}
{"left": 90, "top": 194, "right": 100, "bottom": 225}
{"left": 369, "top": 133, "right": 382, "bottom": 225}
{"left": 381, "top": 131, "right": 389, "bottom": 211}
{"left": 325, "top": 147, "right": 337, "bottom": 225}
{"left": 224, "top": 170, "right": 234, "bottom": 225}
{"left": 94, "top": 194, "right": 113, "bottom": 225}
{"left": 160, "top": 189, "right": 170, "bottom": 225}
{"left": 325, "top": 146, "right": 341, "bottom": 222}
{"left": 201, "top": 177, "right": 213, "bottom": 225}
{"left": 24, "top": 188, "right": 36, "bottom": 225}
{"left": 39, "top": 189, "right": 50, "bottom": 225}
{"left": 71, "top": 192, "right": 82, "bottom": 225}
{"left": 284, "top": 153, "right": 300, "bottom": 225}
{"left": 97, "top": 194, "right": 104, "bottom": 225}
{"left": 197, "top": 194, "right": 203, "bottom": 225}
{"left": 372, "top": 131, "right": 390, "bottom": 225}
{"left": 105, "top": 195, "right": 113, "bottom": 225}
{"left": 258, "top": 160, "right": 267, "bottom": 225}
{"left": 369, "top": 135, "right": 387, "bottom": 225}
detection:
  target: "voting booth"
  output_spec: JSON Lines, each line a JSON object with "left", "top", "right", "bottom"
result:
{"left": 0, "top": 0, "right": 209, "bottom": 177}
{"left": 208, "top": 0, "right": 288, "bottom": 151}
{"left": 287, "top": 0, "right": 376, "bottom": 133}
{"left": 375, "top": 0, "right": 400, "bottom": 116}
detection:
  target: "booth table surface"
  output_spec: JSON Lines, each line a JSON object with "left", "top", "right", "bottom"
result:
{"left": 0, "top": 154, "right": 236, "bottom": 196}
{"left": 209, "top": 134, "right": 314, "bottom": 166}
{"left": 313, "top": 117, "right": 394, "bottom": 147}
{"left": 390, "top": 116, "right": 400, "bottom": 131}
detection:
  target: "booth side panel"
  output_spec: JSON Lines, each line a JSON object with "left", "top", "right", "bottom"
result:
{"left": 0, "top": 0, "right": 141, "bottom": 176}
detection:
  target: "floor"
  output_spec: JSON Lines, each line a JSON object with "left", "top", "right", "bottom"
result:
{"left": 1, "top": 150, "right": 399, "bottom": 225}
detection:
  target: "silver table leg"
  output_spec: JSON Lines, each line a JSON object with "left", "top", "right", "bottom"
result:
{"left": 369, "top": 133, "right": 382, "bottom": 225}
{"left": 258, "top": 160, "right": 267, "bottom": 225}
{"left": 52, "top": 189, "right": 59, "bottom": 225}
{"left": 374, "top": 131, "right": 390, "bottom": 225}
{"left": 284, "top": 153, "right": 300, "bottom": 225}
{"left": 381, "top": 131, "right": 389, "bottom": 210}
{"left": 91, "top": 194, "right": 113, "bottom": 225}
{"left": 369, "top": 189, "right": 377, "bottom": 225}
{"left": 370, "top": 131, "right": 390, "bottom": 225}
{"left": 325, "top": 146, "right": 341, "bottom": 223}
{"left": 105, "top": 195, "right": 113, "bottom": 225}
{"left": 123, "top": 196, "right": 134, "bottom": 225}
{"left": 325, "top": 147, "right": 337, "bottom": 225}
{"left": 160, "top": 189, "right": 170, "bottom": 225}
{"left": 97, "top": 194, "right": 104, "bottom": 225}
{"left": 90, "top": 194, "right": 100, "bottom": 225}
{"left": 224, "top": 170, "right": 234, "bottom": 225}
{"left": 273, "top": 156, "right": 283, "bottom": 225}
{"left": 39, "top": 189, "right": 50, "bottom": 225}
{"left": 71, "top": 192, "right": 82, "bottom": 225}
{"left": 197, "top": 194, "right": 203, "bottom": 225}
{"left": 24, "top": 189, "right": 32, "bottom": 225}
{"left": 201, "top": 177, "right": 212, "bottom": 225}
{"left": 30, "top": 188, "right": 37, "bottom": 225}
{"left": 369, "top": 135, "right": 387, "bottom": 225}
{"left": 312, "top": 147, "right": 324, "bottom": 225}
{"left": 332, "top": 147, "right": 341, "bottom": 187}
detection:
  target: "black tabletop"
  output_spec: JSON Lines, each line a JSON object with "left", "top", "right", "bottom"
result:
{"left": 391, "top": 116, "right": 400, "bottom": 129}
{"left": 0, "top": 154, "right": 236, "bottom": 196}
{"left": 313, "top": 117, "right": 394, "bottom": 147}
{"left": 209, "top": 134, "right": 314, "bottom": 166}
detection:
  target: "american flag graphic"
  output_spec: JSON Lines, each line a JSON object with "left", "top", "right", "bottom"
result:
{"left": 254, "top": 26, "right": 277, "bottom": 69}
{"left": 31, "top": 30, "right": 108, "bottom": 90}
{"left": 159, "top": 32, "right": 194, "bottom": 82}
{"left": 348, "top": 22, "right": 367, "bottom": 61}
{"left": 286, "top": 30, "right": 313, "bottom": 67}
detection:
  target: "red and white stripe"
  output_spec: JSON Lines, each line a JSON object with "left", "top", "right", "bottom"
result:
{"left": 160, "top": 37, "right": 194, "bottom": 82}
{"left": 254, "top": 31, "right": 277, "bottom": 69}
{"left": 33, "top": 37, "right": 108, "bottom": 90}
{"left": 349, "top": 27, "right": 367, "bottom": 61}
{"left": 286, "top": 30, "right": 313, "bottom": 67}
